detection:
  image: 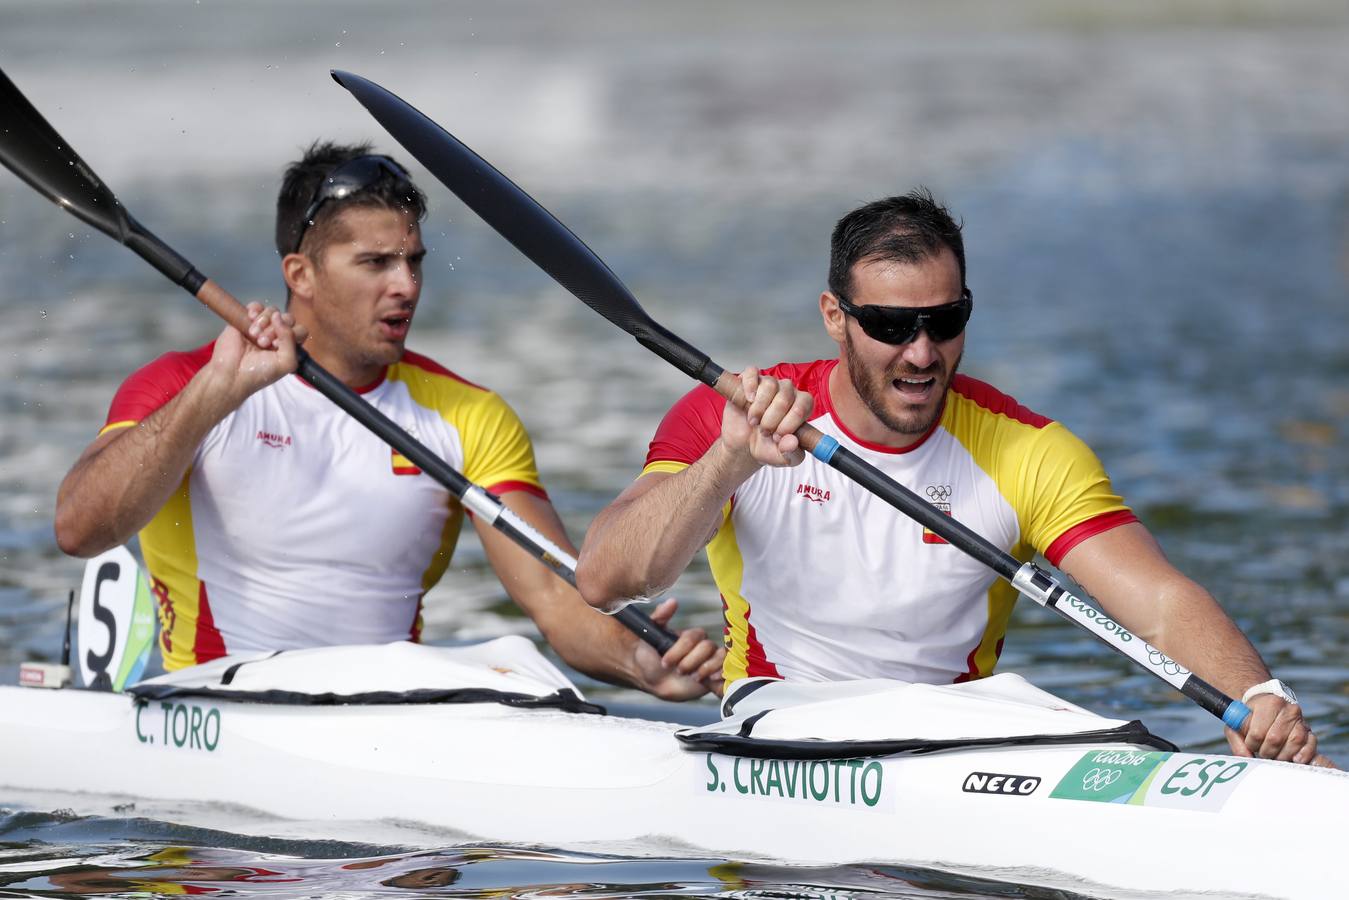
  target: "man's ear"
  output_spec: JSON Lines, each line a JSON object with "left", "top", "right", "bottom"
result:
{"left": 821, "top": 291, "right": 848, "bottom": 342}
{"left": 281, "top": 253, "right": 314, "bottom": 302}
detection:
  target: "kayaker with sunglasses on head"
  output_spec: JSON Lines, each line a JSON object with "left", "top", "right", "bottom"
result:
{"left": 53, "top": 141, "right": 723, "bottom": 701}
{"left": 578, "top": 189, "right": 1332, "bottom": 765}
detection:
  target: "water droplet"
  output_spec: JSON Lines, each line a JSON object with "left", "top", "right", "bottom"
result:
{"left": 335, "top": 41, "right": 342, "bottom": 47}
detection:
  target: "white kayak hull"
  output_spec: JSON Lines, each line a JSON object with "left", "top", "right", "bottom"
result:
{"left": 2, "top": 679, "right": 1345, "bottom": 900}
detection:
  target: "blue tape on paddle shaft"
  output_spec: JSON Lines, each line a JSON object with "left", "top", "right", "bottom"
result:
{"left": 811, "top": 435, "right": 840, "bottom": 464}
{"left": 1223, "top": 700, "right": 1252, "bottom": 731}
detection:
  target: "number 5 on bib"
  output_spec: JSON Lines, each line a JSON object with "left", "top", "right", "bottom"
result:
{"left": 77, "top": 546, "right": 156, "bottom": 691}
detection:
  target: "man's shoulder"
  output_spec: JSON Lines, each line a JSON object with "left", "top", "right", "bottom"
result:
{"left": 101, "top": 342, "right": 215, "bottom": 433}
{"left": 388, "top": 350, "right": 531, "bottom": 441}
{"left": 394, "top": 350, "right": 489, "bottom": 389}
{"left": 390, "top": 350, "right": 497, "bottom": 404}
{"left": 948, "top": 374, "right": 1054, "bottom": 430}
{"left": 763, "top": 359, "right": 836, "bottom": 393}
{"left": 131, "top": 342, "right": 216, "bottom": 385}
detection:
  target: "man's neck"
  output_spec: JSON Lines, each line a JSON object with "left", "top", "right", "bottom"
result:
{"left": 301, "top": 340, "right": 389, "bottom": 392}
{"left": 826, "top": 360, "right": 932, "bottom": 451}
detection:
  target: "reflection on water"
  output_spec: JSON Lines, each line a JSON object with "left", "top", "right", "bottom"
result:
{"left": 0, "top": 827, "right": 1091, "bottom": 900}
{"left": 0, "top": 2, "right": 1347, "bottom": 897}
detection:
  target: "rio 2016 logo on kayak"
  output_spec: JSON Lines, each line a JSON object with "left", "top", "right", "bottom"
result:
{"left": 134, "top": 700, "right": 222, "bottom": 752}
{"left": 1050, "top": 750, "right": 1249, "bottom": 812}
{"left": 701, "top": 754, "right": 889, "bottom": 810}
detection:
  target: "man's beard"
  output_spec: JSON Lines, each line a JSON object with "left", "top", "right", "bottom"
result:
{"left": 843, "top": 329, "right": 960, "bottom": 437}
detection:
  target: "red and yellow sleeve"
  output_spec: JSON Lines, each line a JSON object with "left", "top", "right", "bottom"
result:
{"left": 1017, "top": 423, "right": 1138, "bottom": 565}
{"left": 641, "top": 383, "right": 726, "bottom": 478}
{"left": 99, "top": 344, "right": 214, "bottom": 437}
{"left": 458, "top": 390, "right": 546, "bottom": 498}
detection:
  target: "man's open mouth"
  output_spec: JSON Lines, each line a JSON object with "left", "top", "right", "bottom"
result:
{"left": 894, "top": 375, "right": 936, "bottom": 397}
{"left": 380, "top": 315, "right": 411, "bottom": 338}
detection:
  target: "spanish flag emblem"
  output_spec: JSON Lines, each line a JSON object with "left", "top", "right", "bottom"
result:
{"left": 922, "top": 502, "right": 952, "bottom": 544}
{"left": 391, "top": 447, "right": 421, "bottom": 476}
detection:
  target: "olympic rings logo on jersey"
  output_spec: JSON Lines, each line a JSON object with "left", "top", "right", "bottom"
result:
{"left": 925, "top": 484, "right": 952, "bottom": 502}
{"left": 1081, "top": 767, "right": 1123, "bottom": 792}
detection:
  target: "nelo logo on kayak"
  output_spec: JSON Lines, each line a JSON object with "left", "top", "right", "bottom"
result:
{"left": 702, "top": 754, "right": 886, "bottom": 809}
{"left": 962, "top": 772, "right": 1040, "bottom": 795}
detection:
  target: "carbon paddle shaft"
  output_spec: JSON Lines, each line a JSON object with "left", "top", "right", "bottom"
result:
{"left": 332, "top": 68, "right": 1251, "bottom": 730}
{"left": 0, "top": 66, "right": 677, "bottom": 657}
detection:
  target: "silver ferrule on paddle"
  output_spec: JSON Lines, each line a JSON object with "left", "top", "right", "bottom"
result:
{"left": 459, "top": 486, "right": 645, "bottom": 612}
{"left": 460, "top": 486, "right": 579, "bottom": 572}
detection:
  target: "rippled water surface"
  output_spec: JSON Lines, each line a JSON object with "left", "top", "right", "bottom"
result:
{"left": 2, "top": 1, "right": 1347, "bottom": 897}
{"left": 0, "top": 807, "right": 1106, "bottom": 900}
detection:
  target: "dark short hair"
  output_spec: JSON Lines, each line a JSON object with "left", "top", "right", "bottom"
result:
{"left": 274, "top": 140, "right": 427, "bottom": 258}
{"left": 827, "top": 189, "right": 965, "bottom": 301}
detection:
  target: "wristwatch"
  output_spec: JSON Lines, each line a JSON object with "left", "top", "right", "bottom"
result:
{"left": 1241, "top": 678, "right": 1298, "bottom": 705}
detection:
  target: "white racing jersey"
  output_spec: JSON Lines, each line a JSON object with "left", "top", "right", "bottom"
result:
{"left": 101, "top": 344, "right": 545, "bottom": 670}
{"left": 643, "top": 360, "right": 1137, "bottom": 685}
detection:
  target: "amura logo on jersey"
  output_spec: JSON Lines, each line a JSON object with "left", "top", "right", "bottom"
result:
{"left": 923, "top": 484, "right": 952, "bottom": 544}
{"left": 795, "top": 482, "right": 832, "bottom": 504}
{"left": 255, "top": 429, "right": 292, "bottom": 449}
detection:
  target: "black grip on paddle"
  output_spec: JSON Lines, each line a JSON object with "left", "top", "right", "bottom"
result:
{"left": 1182, "top": 676, "right": 1244, "bottom": 725}
{"left": 613, "top": 605, "right": 678, "bottom": 655}
{"left": 123, "top": 216, "right": 205, "bottom": 292}
{"left": 632, "top": 321, "right": 722, "bottom": 387}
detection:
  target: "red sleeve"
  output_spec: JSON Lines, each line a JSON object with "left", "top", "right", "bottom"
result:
{"left": 646, "top": 383, "right": 726, "bottom": 467}
{"left": 645, "top": 361, "right": 833, "bottom": 468}
{"left": 103, "top": 343, "right": 214, "bottom": 430}
{"left": 1043, "top": 509, "right": 1140, "bottom": 566}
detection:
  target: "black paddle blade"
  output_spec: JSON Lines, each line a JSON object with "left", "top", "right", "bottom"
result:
{"left": 0, "top": 67, "right": 198, "bottom": 288}
{"left": 0, "top": 68, "right": 130, "bottom": 239}
{"left": 332, "top": 69, "right": 720, "bottom": 387}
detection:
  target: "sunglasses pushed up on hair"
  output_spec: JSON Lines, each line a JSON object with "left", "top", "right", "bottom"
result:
{"left": 291, "top": 155, "right": 411, "bottom": 254}
{"left": 835, "top": 288, "right": 973, "bottom": 345}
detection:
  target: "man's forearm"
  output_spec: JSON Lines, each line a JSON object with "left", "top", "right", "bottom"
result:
{"left": 538, "top": 601, "right": 645, "bottom": 687}
{"left": 1145, "top": 582, "right": 1272, "bottom": 699}
{"left": 54, "top": 369, "right": 239, "bottom": 556}
{"left": 577, "top": 441, "right": 757, "bottom": 608}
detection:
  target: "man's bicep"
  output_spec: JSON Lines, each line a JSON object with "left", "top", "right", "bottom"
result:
{"left": 1057, "top": 521, "right": 1186, "bottom": 634}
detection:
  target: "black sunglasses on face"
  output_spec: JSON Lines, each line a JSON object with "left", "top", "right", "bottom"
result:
{"left": 291, "top": 155, "right": 412, "bottom": 254}
{"left": 835, "top": 289, "right": 973, "bottom": 345}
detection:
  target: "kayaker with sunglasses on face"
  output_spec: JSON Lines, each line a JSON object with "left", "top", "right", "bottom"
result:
{"left": 578, "top": 189, "right": 1332, "bottom": 765}
{"left": 53, "top": 141, "right": 723, "bottom": 700}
